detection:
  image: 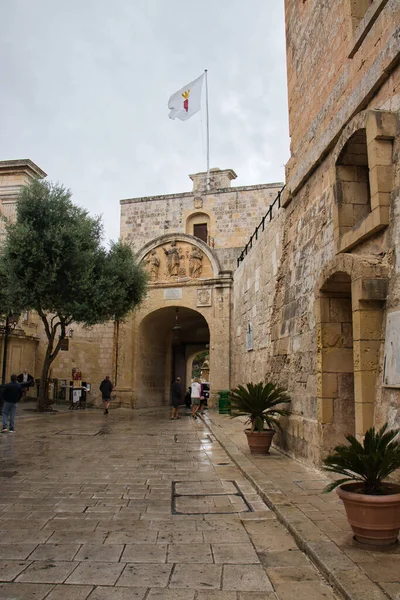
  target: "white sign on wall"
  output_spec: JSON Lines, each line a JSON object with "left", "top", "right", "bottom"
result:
{"left": 246, "top": 322, "right": 253, "bottom": 352}
{"left": 383, "top": 311, "right": 400, "bottom": 388}
{"left": 164, "top": 288, "right": 182, "bottom": 300}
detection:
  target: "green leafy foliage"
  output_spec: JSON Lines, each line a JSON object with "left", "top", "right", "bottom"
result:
{"left": 322, "top": 424, "right": 400, "bottom": 494}
{"left": 0, "top": 260, "right": 22, "bottom": 323}
{"left": 192, "top": 350, "right": 208, "bottom": 379}
{"left": 0, "top": 179, "right": 147, "bottom": 409}
{"left": 229, "top": 382, "right": 291, "bottom": 432}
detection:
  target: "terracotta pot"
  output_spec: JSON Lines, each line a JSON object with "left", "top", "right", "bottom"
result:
{"left": 337, "top": 482, "right": 400, "bottom": 546}
{"left": 245, "top": 429, "right": 275, "bottom": 454}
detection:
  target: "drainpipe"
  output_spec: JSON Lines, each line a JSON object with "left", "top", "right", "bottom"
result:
{"left": 1, "top": 315, "right": 10, "bottom": 385}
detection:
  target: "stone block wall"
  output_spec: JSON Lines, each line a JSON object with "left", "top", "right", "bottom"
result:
{"left": 231, "top": 210, "right": 285, "bottom": 385}
{"left": 284, "top": 0, "right": 400, "bottom": 195}
{"left": 230, "top": 0, "right": 400, "bottom": 465}
{"left": 120, "top": 173, "right": 282, "bottom": 273}
{"left": 34, "top": 320, "right": 115, "bottom": 407}
{"left": 232, "top": 165, "right": 336, "bottom": 463}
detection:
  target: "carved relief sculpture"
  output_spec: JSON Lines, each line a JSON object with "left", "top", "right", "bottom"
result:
{"left": 146, "top": 250, "right": 160, "bottom": 281}
{"left": 143, "top": 241, "right": 210, "bottom": 282}
{"left": 163, "top": 240, "right": 181, "bottom": 277}
{"left": 189, "top": 247, "right": 203, "bottom": 278}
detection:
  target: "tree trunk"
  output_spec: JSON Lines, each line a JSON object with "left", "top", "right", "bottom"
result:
{"left": 36, "top": 311, "right": 67, "bottom": 412}
{"left": 37, "top": 347, "right": 53, "bottom": 412}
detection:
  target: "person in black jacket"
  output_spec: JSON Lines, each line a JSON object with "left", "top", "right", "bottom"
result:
{"left": 17, "top": 369, "right": 35, "bottom": 398}
{"left": 170, "top": 376, "right": 182, "bottom": 420}
{"left": 2, "top": 374, "right": 23, "bottom": 433}
{"left": 100, "top": 376, "right": 113, "bottom": 415}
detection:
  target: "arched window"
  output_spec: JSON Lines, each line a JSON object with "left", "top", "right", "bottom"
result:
{"left": 186, "top": 213, "right": 211, "bottom": 244}
{"left": 333, "top": 110, "right": 395, "bottom": 252}
{"left": 335, "top": 128, "right": 371, "bottom": 235}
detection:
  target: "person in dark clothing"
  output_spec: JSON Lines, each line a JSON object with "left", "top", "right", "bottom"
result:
{"left": 170, "top": 376, "right": 182, "bottom": 420}
{"left": 100, "top": 375, "right": 113, "bottom": 415}
{"left": 17, "top": 369, "right": 35, "bottom": 398}
{"left": 2, "top": 374, "right": 23, "bottom": 433}
{"left": 184, "top": 387, "right": 191, "bottom": 411}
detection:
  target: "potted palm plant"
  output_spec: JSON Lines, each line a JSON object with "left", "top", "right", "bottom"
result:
{"left": 323, "top": 424, "right": 400, "bottom": 547}
{"left": 229, "top": 382, "right": 291, "bottom": 454}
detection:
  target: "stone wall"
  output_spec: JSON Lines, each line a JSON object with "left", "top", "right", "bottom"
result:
{"left": 0, "top": 160, "right": 46, "bottom": 245}
{"left": 121, "top": 170, "right": 282, "bottom": 272}
{"left": 33, "top": 320, "right": 115, "bottom": 407}
{"left": 231, "top": 209, "right": 285, "bottom": 385}
{"left": 233, "top": 0, "right": 400, "bottom": 465}
{"left": 231, "top": 167, "right": 336, "bottom": 463}
{"left": 284, "top": 0, "right": 400, "bottom": 195}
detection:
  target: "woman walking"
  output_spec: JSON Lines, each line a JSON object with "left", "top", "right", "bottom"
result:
{"left": 190, "top": 378, "right": 202, "bottom": 419}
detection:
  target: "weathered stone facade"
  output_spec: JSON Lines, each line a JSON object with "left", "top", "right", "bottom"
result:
{"left": 0, "top": 161, "right": 45, "bottom": 382}
{"left": 117, "top": 171, "right": 283, "bottom": 408}
{"left": 231, "top": 0, "right": 400, "bottom": 466}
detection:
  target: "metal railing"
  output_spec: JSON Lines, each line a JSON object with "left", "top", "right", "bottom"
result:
{"left": 237, "top": 185, "right": 285, "bottom": 267}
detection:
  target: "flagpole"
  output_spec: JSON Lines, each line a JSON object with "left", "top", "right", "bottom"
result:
{"left": 205, "top": 69, "right": 210, "bottom": 191}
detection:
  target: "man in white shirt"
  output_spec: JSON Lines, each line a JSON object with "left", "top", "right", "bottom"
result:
{"left": 190, "top": 379, "right": 202, "bottom": 419}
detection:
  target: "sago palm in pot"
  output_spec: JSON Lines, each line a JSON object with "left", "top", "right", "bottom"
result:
{"left": 229, "top": 382, "right": 291, "bottom": 454}
{"left": 323, "top": 423, "right": 400, "bottom": 546}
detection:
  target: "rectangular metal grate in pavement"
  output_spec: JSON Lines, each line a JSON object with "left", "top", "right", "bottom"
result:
{"left": 172, "top": 480, "right": 253, "bottom": 515}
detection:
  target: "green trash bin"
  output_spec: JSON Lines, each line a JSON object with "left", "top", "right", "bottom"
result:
{"left": 218, "top": 390, "right": 231, "bottom": 414}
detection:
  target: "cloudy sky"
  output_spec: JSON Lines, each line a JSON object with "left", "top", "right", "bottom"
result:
{"left": 0, "top": 0, "right": 289, "bottom": 243}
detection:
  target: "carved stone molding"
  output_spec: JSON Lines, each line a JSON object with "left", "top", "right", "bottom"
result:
{"left": 197, "top": 288, "right": 212, "bottom": 307}
{"left": 194, "top": 196, "right": 203, "bottom": 209}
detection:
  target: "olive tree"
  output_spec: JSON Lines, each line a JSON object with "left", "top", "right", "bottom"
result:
{"left": 0, "top": 179, "right": 147, "bottom": 410}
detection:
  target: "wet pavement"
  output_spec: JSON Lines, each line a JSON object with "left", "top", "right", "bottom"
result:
{"left": 0, "top": 408, "right": 340, "bottom": 600}
{"left": 205, "top": 412, "right": 400, "bottom": 600}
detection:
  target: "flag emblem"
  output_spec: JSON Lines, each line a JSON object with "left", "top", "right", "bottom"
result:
{"left": 182, "top": 90, "right": 190, "bottom": 112}
{"left": 168, "top": 74, "right": 204, "bottom": 121}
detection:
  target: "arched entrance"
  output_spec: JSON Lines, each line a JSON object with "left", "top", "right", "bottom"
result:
{"left": 135, "top": 306, "right": 210, "bottom": 408}
{"left": 315, "top": 254, "right": 388, "bottom": 456}
{"left": 316, "top": 271, "right": 355, "bottom": 452}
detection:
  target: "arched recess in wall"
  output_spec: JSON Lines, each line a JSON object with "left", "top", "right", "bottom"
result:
{"left": 314, "top": 253, "right": 388, "bottom": 455}
{"left": 186, "top": 212, "right": 211, "bottom": 244}
{"left": 331, "top": 109, "right": 395, "bottom": 253}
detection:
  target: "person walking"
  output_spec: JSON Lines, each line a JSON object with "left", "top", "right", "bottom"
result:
{"left": 100, "top": 375, "right": 113, "bottom": 415}
{"left": 184, "top": 386, "right": 191, "bottom": 412}
{"left": 191, "top": 378, "right": 202, "bottom": 419}
{"left": 1, "top": 374, "right": 23, "bottom": 433}
{"left": 170, "top": 376, "right": 182, "bottom": 420}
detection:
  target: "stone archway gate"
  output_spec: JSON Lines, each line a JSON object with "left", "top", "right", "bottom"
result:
{"left": 113, "top": 233, "right": 233, "bottom": 408}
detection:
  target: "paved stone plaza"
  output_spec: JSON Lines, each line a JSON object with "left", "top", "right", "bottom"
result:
{"left": 0, "top": 408, "right": 340, "bottom": 600}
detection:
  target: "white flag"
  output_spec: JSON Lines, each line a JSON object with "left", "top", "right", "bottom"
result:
{"left": 168, "top": 74, "right": 204, "bottom": 121}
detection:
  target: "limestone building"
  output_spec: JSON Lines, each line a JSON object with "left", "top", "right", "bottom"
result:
{"left": 232, "top": 0, "right": 400, "bottom": 464}
{"left": 0, "top": 161, "right": 46, "bottom": 381}
{"left": 116, "top": 169, "right": 282, "bottom": 408}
